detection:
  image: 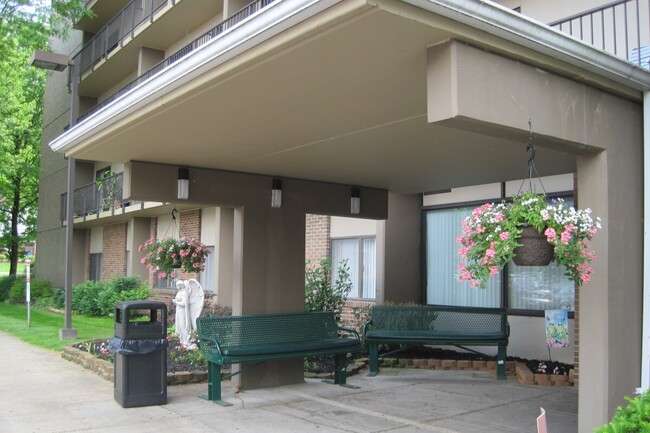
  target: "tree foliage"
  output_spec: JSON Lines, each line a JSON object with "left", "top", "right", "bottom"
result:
{"left": 305, "top": 258, "right": 352, "bottom": 322}
{"left": 0, "top": 0, "right": 90, "bottom": 273}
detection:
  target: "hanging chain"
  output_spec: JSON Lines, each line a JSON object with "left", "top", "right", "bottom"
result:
{"left": 517, "top": 119, "right": 547, "bottom": 195}
{"left": 162, "top": 208, "right": 179, "bottom": 239}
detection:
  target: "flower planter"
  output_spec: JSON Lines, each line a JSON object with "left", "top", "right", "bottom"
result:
{"left": 512, "top": 226, "right": 554, "bottom": 266}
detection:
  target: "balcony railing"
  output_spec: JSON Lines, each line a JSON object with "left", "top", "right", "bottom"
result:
{"left": 75, "top": 0, "right": 170, "bottom": 77}
{"left": 76, "top": 0, "right": 277, "bottom": 123}
{"left": 60, "top": 172, "right": 134, "bottom": 221}
{"left": 550, "top": 0, "right": 650, "bottom": 69}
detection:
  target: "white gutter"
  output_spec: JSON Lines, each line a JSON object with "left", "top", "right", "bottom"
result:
{"left": 49, "top": 0, "right": 343, "bottom": 154}
{"left": 640, "top": 90, "right": 650, "bottom": 394}
{"left": 401, "top": 0, "right": 650, "bottom": 91}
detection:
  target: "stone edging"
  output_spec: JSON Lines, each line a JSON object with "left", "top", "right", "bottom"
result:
{"left": 62, "top": 347, "right": 573, "bottom": 387}
{"left": 515, "top": 362, "right": 575, "bottom": 386}
{"left": 61, "top": 346, "right": 208, "bottom": 385}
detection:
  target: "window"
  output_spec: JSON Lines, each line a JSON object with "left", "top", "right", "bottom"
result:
{"left": 424, "top": 195, "right": 575, "bottom": 313}
{"left": 331, "top": 237, "right": 376, "bottom": 299}
{"left": 89, "top": 253, "right": 102, "bottom": 282}
{"left": 199, "top": 246, "right": 215, "bottom": 292}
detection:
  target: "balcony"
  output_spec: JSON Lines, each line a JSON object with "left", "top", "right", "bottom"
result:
{"left": 60, "top": 172, "right": 128, "bottom": 221}
{"left": 74, "top": 0, "right": 275, "bottom": 121}
{"left": 550, "top": 0, "right": 650, "bottom": 69}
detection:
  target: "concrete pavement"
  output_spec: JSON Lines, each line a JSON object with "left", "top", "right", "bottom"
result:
{"left": 0, "top": 331, "right": 577, "bottom": 432}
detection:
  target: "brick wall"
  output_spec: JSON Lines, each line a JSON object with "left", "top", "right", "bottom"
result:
{"left": 305, "top": 214, "right": 330, "bottom": 263}
{"left": 178, "top": 209, "right": 201, "bottom": 280}
{"left": 102, "top": 222, "right": 127, "bottom": 280}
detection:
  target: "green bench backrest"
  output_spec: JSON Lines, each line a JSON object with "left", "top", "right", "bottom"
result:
{"left": 197, "top": 311, "right": 340, "bottom": 347}
{"left": 370, "top": 305, "right": 508, "bottom": 336}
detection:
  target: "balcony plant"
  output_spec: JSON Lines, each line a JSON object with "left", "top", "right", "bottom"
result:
{"left": 139, "top": 237, "right": 210, "bottom": 280}
{"left": 456, "top": 191, "right": 601, "bottom": 289}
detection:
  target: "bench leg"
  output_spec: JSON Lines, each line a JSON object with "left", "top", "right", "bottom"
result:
{"left": 497, "top": 345, "right": 507, "bottom": 380}
{"left": 200, "top": 362, "right": 231, "bottom": 406}
{"left": 367, "top": 342, "right": 379, "bottom": 377}
{"left": 322, "top": 354, "right": 359, "bottom": 389}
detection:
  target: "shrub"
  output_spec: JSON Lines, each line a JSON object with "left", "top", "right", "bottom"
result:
{"left": 72, "top": 280, "right": 105, "bottom": 316}
{"left": 305, "top": 258, "right": 352, "bottom": 321}
{"left": 0, "top": 275, "right": 17, "bottom": 302}
{"left": 8, "top": 277, "right": 53, "bottom": 304}
{"left": 73, "top": 276, "right": 150, "bottom": 317}
{"left": 96, "top": 276, "right": 150, "bottom": 316}
{"left": 595, "top": 391, "right": 650, "bottom": 432}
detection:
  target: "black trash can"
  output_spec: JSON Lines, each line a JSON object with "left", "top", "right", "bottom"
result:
{"left": 109, "top": 301, "right": 168, "bottom": 408}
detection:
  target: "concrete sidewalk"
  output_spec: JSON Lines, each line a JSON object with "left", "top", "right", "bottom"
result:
{"left": 0, "top": 331, "right": 577, "bottom": 432}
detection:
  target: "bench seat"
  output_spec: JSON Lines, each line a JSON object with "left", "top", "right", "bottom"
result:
{"left": 197, "top": 311, "right": 362, "bottom": 405}
{"left": 364, "top": 305, "right": 509, "bottom": 379}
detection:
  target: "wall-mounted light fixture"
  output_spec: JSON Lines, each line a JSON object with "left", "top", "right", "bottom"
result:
{"left": 178, "top": 168, "right": 189, "bottom": 200}
{"left": 271, "top": 179, "right": 282, "bottom": 208}
{"left": 351, "top": 188, "right": 361, "bottom": 215}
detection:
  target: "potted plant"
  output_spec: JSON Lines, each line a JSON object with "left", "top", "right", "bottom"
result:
{"left": 139, "top": 237, "right": 210, "bottom": 279}
{"left": 456, "top": 191, "right": 601, "bottom": 288}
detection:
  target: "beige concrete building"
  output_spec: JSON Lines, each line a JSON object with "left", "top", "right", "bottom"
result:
{"left": 35, "top": 0, "right": 650, "bottom": 431}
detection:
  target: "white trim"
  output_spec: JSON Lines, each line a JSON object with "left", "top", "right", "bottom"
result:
{"left": 402, "top": 0, "right": 650, "bottom": 91}
{"left": 50, "top": 0, "right": 342, "bottom": 154}
{"left": 640, "top": 90, "right": 650, "bottom": 394}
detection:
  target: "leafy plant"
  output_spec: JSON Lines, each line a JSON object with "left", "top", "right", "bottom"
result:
{"left": 72, "top": 276, "right": 150, "bottom": 317}
{"left": 595, "top": 391, "right": 650, "bottom": 433}
{"left": 96, "top": 276, "right": 150, "bottom": 316}
{"left": 456, "top": 191, "right": 601, "bottom": 288}
{"left": 7, "top": 277, "right": 52, "bottom": 304}
{"left": 0, "top": 275, "right": 17, "bottom": 302}
{"left": 305, "top": 258, "right": 352, "bottom": 321}
{"left": 139, "top": 236, "right": 210, "bottom": 279}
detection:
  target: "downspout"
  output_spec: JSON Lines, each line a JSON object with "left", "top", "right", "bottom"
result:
{"left": 640, "top": 90, "right": 650, "bottom": 394}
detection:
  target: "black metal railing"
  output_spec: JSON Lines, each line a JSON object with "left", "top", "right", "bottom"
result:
{"left": 61, "top": 172, "right": 135, "bottom": 221}
{"left": 75, "top": 0, "right": 170, "bottom": 77}
{"left": 550, "top": 0, "right": 650, "bottom": 68}
{"left": 75, "top": 0, "right": 276, "bottom": 123}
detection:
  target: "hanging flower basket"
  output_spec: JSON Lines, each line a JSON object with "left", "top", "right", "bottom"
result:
{"left": 512, "top": 226, "right": 554, "bottom": 266}
{"left": 139, "top": 237, "right": 210, "bottom": 279}
{"left": 456, "top": 191, "right": 601, "bottom": 288}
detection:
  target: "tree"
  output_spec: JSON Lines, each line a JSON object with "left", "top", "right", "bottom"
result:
{"left": 0, "top": 0, "right": 89, "bottom": 274}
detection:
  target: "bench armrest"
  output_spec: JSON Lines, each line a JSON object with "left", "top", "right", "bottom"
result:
{"left": 198, "top": 334, "right": 223, "bottom": 357}
{"left": 361, "top": 319, "right": 373, "bottom": 338}
{"left": 337, "top": 326, "right": 361, "bottom": 341}
{"left": 506, "top": 322, "right": 510, "bottom": 337}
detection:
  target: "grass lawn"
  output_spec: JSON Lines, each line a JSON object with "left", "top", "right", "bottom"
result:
{"left": 0, "top": 303, "right": 114, "bottom": 351}
{"left": 0, "top": 262, "right": 26, "bottom": 275}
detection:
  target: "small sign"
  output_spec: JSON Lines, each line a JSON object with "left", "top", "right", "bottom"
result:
{"left": 545, "top": 309, "right": 569, "bottom": 348}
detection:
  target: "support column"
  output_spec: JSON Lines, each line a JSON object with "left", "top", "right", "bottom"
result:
{"left": 232, "top": 202, "right": 307, "bottom": 390}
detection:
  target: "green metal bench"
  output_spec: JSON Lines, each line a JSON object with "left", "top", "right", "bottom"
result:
{"left": 196, "top": 311, "right": 362, "bottom": 405}
{"left": 363, "top": 305, "right": 510, "bottom": 379}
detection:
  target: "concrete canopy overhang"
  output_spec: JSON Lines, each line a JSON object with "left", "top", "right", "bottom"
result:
{"left": 50, "top": 0, "right": 650, "bottom": 194}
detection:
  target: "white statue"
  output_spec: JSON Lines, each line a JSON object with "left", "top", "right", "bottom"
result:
{"left": 187, "top": 279, "right": 205, "bottom": 333}
{"left": 172, "top": 280, "right": 191, "bottom": 347}
{"left": 172, "top": 279, "right": 204, "bottom": 349}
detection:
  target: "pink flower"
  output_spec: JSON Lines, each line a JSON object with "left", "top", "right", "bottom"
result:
{"left": 494, "top": 213, "right": 505, "bottom": 222}
{"left": 140, "top": 257, "right": 146, "bottom": 264}
{"left": 561, "top": 230, "right": 572, "bottom": 245}
{"left": 580, "top": 273, "right": 591, "bottom": 283}
{"left": 499, "top": 232, "right": 510, "bottom": 241}
{"left": 138, "top": 245, "right": 143, "bottom": 252}
{"left": 589, "top": 226, "right": 598, "bottom": 237}
{"left": 544, "top": 227, "right": 556, "bottom": 242}
{"left": 489, "top": 266, "right": 499, "bottom": 276}
{"left": 159, "top": 272, "right": 166, "bottom": 279}
{"left": 157, "top": 246, "right": 163, "bottom": 253}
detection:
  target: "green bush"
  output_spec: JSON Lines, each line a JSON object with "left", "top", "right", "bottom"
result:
{"left": 72, "top": 280, "right": 105, "bottom": 316}
{"left": 0, "top": 275, "right": 17, "bottom": 302}
{"left": 8, "top": 277, "right": 53, "bottom": 304}
{"left": 96, "top": 276, "right": 150, "bottom": 316}
{"left": 305, "top": 258, "right": 352, "bottom": 321}
{"left": 595, "top": 391, "right": 650, "bottom": 432}
{"left": 72, "top": 276, "right": 150, "bottom": 317}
